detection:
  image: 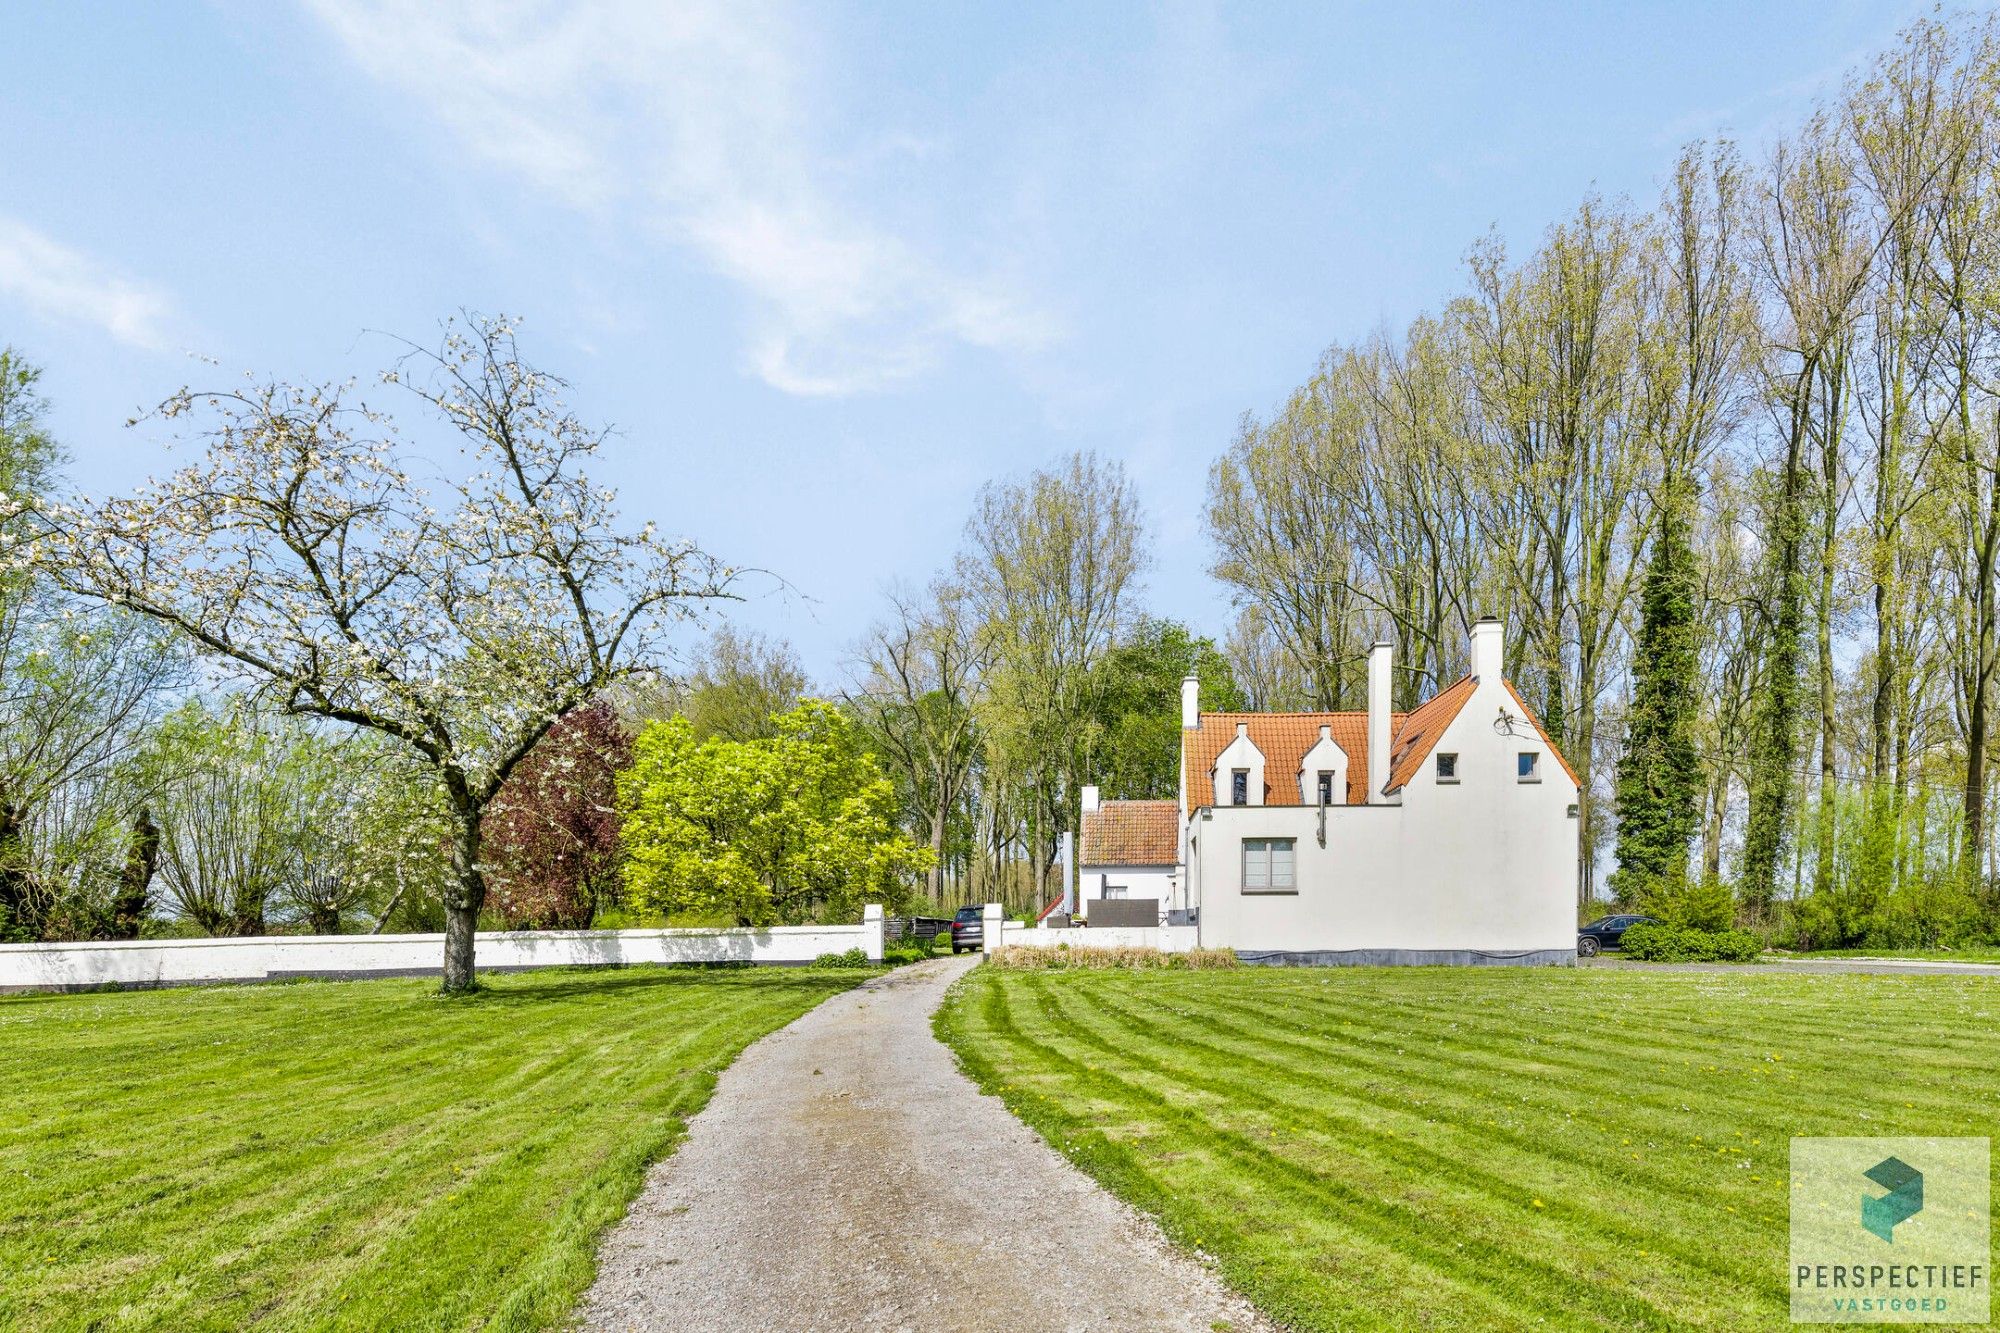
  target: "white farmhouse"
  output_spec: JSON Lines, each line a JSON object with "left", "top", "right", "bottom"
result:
{"left": 1081, "top": 617, "right": 1580, "bottom": 964}
{"left": 1075, "top": 791, "right": 1178, "bottom": 923}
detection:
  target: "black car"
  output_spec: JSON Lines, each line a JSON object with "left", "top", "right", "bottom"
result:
{"left": 1577, "top": 913, "right": 1658, "bottom": 956}
{"left": 949, "top": 906, "right": 985, "bottom": 954}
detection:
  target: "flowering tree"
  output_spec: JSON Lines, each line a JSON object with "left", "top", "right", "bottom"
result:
{"left": 29, "top": 315, "right": 732, "bottom": 990}
{"left": 482, "top": 700, "right": 630, "bottom": 930}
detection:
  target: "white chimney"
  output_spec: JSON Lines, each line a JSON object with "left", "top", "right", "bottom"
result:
{"left": 1081, "top": 784, "right": 1100, "bottom": 815}
{"left": 1471, "top": 616, "right": 1504, "bottom": 681}
{"left": 1181, "top": 674, "right": 1200, "bottom": 729}
{"left": 1367, "top": 640, "right": 1393, "bottom": 804}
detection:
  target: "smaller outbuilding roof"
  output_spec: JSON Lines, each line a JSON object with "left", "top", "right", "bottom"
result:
{"left": 1079, "top": 800, "right": 1179, "bottom": 867}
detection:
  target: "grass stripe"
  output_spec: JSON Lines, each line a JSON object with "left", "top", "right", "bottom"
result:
{"left": 940, "top": 965, "right": 2000, "bottom": 1332}
{"left": 0, "top": 965, "right": 871, "bottom": 1332}
{"left": 1021, "top": 972, "right": 1687, "bottom": 1330}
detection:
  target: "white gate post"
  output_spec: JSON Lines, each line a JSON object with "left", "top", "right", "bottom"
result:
{"left": 981, "top": 901, "right": 1003, "bottom": 956}
{"left": 862, "top": 904, "right": 885, "bottom": 962}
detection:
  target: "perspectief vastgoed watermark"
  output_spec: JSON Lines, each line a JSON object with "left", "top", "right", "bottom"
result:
{"left": 1791, "top": 1137, "right": 1990, "bottom": 1323}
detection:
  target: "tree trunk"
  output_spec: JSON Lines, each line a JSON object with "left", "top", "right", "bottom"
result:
{"left": 441, "top": 809, "right": 486, "bottom": 995}
{"left": 230, "top": 891, "right": 267, "bottom": 938}
{"left": 1702, "top": 768, "right": 1727, "bottom": 879}
{"left": 1963, "top": 422, "right": 2000, "bottom": 889}
{"left": 443, "top": 902, "right": 479, "bottom": 993}
{"left": 110, "top": 808, "right": 160, "bottom": 941}
{"left": 0, "top": 793, "right": 39, "bottom": 940}
{"left": 1814, "top": 420, "right": 1839, "bottom": 897}
{"left": 1743, "top": 383, "right": 1812, "bottom": 913}
{"left": 928, "top": 802, "right": 947, "bottom": 903}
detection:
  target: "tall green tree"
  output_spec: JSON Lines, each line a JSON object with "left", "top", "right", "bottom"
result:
{"left": 0, "top": 351, "right": 185, "bottom": 942}
{"left": 645, "top": 627, "right": 809, "bottom": 742}
{"left": 848, "top": 578, "right": 984, "bottom": 902}
{"left": 1090, "top": 618, "right": 1244, "bottom": 800}
{"left": 961, "top": 451, "right": 1145, "bottom": 899}
{"left": 1613, "top": 520, "right": 1703, "bottom": 897}
{"left": 1614, "top": 145, "right": 1752, "bottom": 899}
{"left": 1743, "top": 110, "right": 1871, "bottom": 911}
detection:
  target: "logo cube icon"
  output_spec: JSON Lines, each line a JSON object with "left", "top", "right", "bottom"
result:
{"left": 1861, "top": 1156, "right": 1923, "bottom": 1243}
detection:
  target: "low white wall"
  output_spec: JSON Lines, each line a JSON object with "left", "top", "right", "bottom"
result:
{"left": 0, "top": 912, "right": 883, "bottom": 993}
{"left": 998, "top": 923, "right": 1199, "bottom": 953}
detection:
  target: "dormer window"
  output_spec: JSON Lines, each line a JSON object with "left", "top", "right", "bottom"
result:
{"left": 1231, "top": 770, "right": 1249, "bottom": 806}
{"left": 1316, "top": 771, "right": 1334, "bottom": 805}
{"left": 1435, "top": 753, "right": 1458, "bottom": 783}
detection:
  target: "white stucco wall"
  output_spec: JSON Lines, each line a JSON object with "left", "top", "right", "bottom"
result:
{"left": 1296, "top": 729, "right": 1348, "bottom": 805}
{"left": 1188, "top": 676, "right": 1577, "bottom": 956}
{"left": 1211, "top": 725, "right": 1265, "bottom": 806}
{"left": 0, "top": 917, "right": 883, "bottom": 993}
{"left": 1077, "top": 865, "right": 1176, "bottom": 915}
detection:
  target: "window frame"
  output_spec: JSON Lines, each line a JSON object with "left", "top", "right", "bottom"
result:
{"left": 1315, "top": 770, "right": 1334, "bottom": 806}
{"left": 1230, "top": 769, "right": 1249, "bottom": 806}
{"left": 1241, "top": 836, "right": 1298, "bottom": 894}
{"left": 1435, "top": 752, "right": 1459, "bottom": 784}
{"left": 1517, "top": 751, "right": 1541, "bottom": 783}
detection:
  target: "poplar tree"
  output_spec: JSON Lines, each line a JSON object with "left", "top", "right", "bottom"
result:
{"left": 1615, "top": 146, "right": 1749, "bottom": 902}
{"left": 1614, "top": 496, "right": 1702, "bottom": 896}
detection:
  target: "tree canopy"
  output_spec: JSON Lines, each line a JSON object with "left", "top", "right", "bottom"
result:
{"left": 619, "top": 700, "right": 930, "bottom": 925}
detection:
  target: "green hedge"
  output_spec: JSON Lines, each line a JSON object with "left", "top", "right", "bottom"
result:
{"left": 1619, "top": 922, "right": 1762, "bottom": 963}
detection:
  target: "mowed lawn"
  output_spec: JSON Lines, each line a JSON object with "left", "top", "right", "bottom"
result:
{"left": 938, "top": 966, "right": 1999, "bottom": 1331}
{"left": 0, "top": 965, "right": 871, "bottom": 1332}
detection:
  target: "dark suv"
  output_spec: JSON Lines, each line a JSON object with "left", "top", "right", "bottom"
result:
{"left": 1577, "top": 913, "right": 1658, "bottom": 957}
{"left": 949, "top": 906, "right": 985, "bottom": 954}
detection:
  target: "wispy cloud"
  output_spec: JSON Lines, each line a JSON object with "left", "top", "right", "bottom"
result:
{"left": 301, "top": 0, "right": 1056, "bottom": 395}
{"left": 0, "top": 217, "right": 173, "bottom": 350}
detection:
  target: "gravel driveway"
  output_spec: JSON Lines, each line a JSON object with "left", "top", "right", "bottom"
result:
{"left": 582, "top": 954, "right": 1269, "bottom": 1332}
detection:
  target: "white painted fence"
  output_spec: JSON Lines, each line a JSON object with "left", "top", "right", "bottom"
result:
{"left": 998, "top": 922, "right": 1200, "bottom": 953}
{"left": 0, "top": 905, "right": 885, "bottom": 993}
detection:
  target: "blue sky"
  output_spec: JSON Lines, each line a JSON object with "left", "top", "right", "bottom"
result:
{"left": 0, "top": 0, "right": 1924, "bottom": 684}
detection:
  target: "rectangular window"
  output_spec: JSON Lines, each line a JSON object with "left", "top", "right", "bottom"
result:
{"left": 1231, "top": 769, "right": 1249, "bottom": 805}
{"left": 1435, "top": 752, "right": 1458, "bottom": 783}
{"left": 1242, "top": 837, "right": 1297, "bottom": 893}
{"left": 1316, "top": 770, "right": 1334, "bottom": 805}
{"left": 1518, "top": 751, "right": 1540, "bottom": 782}
{"left": 1103, "top": 883, "right": 1127, "bottom": 900}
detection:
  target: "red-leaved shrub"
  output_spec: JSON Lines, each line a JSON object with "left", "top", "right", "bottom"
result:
{"left": 483, "top": 701, "right": 632, "bottom": 930}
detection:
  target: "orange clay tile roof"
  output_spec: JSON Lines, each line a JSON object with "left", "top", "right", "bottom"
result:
{"left": 1181, "top": 673, "right": 1576, "bottom": 806}
{"left": 1184, "top": 711, "right": 1397, "bottom": 806}
{"left": 1079, "top": 800, "right": 1180, "bottom": 866}
{"left": 1386, "top": 675, "right": 1478, "bottom": 791}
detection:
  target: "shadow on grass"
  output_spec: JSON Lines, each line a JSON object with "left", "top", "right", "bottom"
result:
{"left": 0, "top": 962, "right": 880, "bottom": 1010}
{"left": 460, "top": 963, "right": 880, "bottom": 1006}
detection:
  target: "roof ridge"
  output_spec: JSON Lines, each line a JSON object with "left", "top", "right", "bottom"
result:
{"left": 1198, "top": 709, "right": 1396, "bottom": 719}
{"left": 1200, "top": 675, "right": 1475, "bottom": 720}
